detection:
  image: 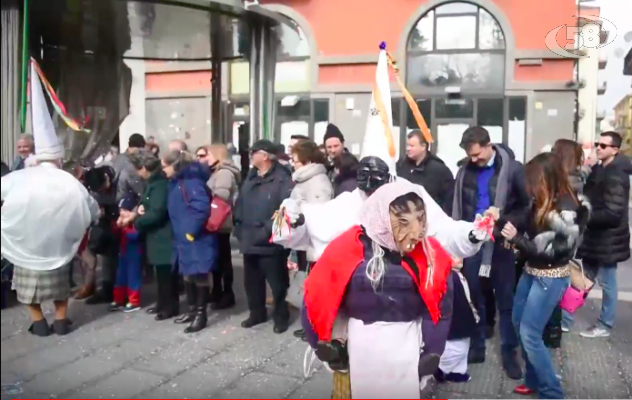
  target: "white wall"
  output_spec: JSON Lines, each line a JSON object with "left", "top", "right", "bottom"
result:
{"left": 577, "top": 46, "right": 599, "bottom": 143}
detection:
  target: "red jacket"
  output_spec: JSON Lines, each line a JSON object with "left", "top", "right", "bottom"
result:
{"left": 304, "top": 225, "right": 453, "bottom": 342}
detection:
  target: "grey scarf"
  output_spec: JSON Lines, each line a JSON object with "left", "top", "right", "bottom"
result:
{"left": 452, "top": 146, "right": 512, "bottom": 268}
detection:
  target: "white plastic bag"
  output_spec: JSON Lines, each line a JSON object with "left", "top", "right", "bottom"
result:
{"left": 271, "top": 212, "right": 309, "bottom": 249}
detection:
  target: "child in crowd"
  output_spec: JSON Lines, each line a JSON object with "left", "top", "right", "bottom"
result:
{"left": 110, "top": 196, "right": 142, "bottom": 313}
{"left": 435, "top": 259, "right": 480, "bottom": 383}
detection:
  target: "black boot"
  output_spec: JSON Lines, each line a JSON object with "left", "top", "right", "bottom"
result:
{"left": 28, "top": 319, "right": 51, "bottom": 337}
{"left": 174, "top": 281, "right": 196, "bottom": 324}
{"left": 184, "top": 286, "right": 208, "bottom": 334}
{"left": 50, "top": 319, "right": 72, "bottom": 336}
{"left": 502, "top": 350, "right": 523, "bottom": 380}
{"left": 210, "top": 271, "right": 223, "bottom": 305}
{"left": 212, "top": 289, "right": 236, "bottom": 311}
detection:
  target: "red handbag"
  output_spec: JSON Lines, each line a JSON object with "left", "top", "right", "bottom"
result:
{"left": 206, "top": 196, "right": 232, "bottom": 232}
{"left": 180, "top": 184, "right": 232, "bottom": 233}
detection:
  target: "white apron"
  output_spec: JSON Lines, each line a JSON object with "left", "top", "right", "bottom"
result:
{"left": 348, "top": 317, "right": 423, "bottom": 399}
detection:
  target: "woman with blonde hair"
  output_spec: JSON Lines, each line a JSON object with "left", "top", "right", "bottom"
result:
{"left": 197, "top": 144, "right": 240, "bottom": 309}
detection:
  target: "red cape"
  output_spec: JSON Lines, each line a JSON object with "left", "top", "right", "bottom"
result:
{"left": 304, "top": 225, "right": 453, "bottom": 342}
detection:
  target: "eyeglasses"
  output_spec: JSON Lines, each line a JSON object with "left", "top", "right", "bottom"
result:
{"left": 594, "top": 142, "right": 618, "bottom": 150}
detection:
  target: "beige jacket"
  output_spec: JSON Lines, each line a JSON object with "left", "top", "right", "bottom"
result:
{"left": 207, "top": 160, "right": 241, "bottom": 232}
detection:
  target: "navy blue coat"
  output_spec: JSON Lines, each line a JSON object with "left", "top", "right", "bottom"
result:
{"left": 234, "top": 162, "right": 294, "bottom": 255}
{"left": 167, "top": 162, "right": 218, "bottom": 276}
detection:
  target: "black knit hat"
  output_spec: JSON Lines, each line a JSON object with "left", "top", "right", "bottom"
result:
{"left": 323, "top": 123, "right": 344, "bottom": 143}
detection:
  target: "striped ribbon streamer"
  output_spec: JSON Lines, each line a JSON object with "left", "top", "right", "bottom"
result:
{"left": 384, "top": 51, "right": 433, "bottom": 144}
{"left": 30, "top": 57, "right": 91, "bottom": 133}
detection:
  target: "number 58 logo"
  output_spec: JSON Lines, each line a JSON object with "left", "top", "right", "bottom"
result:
{"left": 545, "top": 15, "right": 617, "bottom": 58}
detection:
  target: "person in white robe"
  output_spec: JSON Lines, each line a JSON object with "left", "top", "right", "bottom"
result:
{"left": 0, "top": 62, "right": 99, "bottom": 337}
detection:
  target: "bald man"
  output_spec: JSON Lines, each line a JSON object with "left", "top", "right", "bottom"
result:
{"left": 168, "top": 140, "right": 188, "bottom": 152}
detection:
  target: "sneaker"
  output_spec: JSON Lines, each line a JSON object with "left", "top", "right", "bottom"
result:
{"left": 123, "top": 303, "right": 141, "bottom": 313}
{"left": 580, "top": 326, "right": 611, "bottom": 338}
{"left": 108, "top": 302, "right": 123, "bottom": 312}
{"left": 561, "top": 326, "right": 570, "bottom": 333}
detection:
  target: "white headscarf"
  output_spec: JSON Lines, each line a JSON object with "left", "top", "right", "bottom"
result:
{"left": 360, "top": 180, "right": 435, "bottom": 289}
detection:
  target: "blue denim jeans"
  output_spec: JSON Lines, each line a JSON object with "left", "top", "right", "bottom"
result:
{"left": 462, "top": 246, "right": 518, "bottom": 356}
{"left": 513, "top": 273, "right": 569, "bottom": 399}
{"left": 561, "top": 264, "right": 617, "bottom": 330}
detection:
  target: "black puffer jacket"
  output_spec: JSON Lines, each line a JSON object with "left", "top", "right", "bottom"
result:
{"left": 234, "top": 162, "right": 294, "bottom": 255}
{"left": 512, "top": 194, "right": 590, "bottom": 269}
{"left": 456, "top": 144, "right": 531, "bottom": 234}
{"left": 577, "top": 154, "right": 632, "bottom": 265}
{"left": 397, "top": 153, "right": 454, "bottom": 215}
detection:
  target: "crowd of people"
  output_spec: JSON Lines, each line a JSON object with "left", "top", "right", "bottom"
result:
{"left": 2, "top": 117, "right": 630, "bottom": 399}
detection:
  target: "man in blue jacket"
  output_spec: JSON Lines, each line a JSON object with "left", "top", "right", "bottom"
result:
{"left": 452, "top": 127, "right": 530, "bottom": 380}
{"left": 234, "top": 139, "right": 294, "bottom": 334}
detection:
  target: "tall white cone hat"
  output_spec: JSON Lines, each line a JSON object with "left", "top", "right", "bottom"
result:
{"left": 31, "top": 60, "right": 63, "bottom": 161}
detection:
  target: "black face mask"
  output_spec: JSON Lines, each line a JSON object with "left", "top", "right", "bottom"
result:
{"left": 356, "top": 156, "right": 391, "bottom": 195}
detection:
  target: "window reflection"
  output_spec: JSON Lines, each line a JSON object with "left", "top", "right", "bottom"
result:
{"left": 435, "top": 99, "right": 474, "bottom": 119}
{"left": 477, "top": 98, "right": 504, "bottom": 126}
{"left": 436, "top": 16, "right": 476, "bottom": 50}
{"left": 407, "top": 53, "right": 505, "bottom": 91}
{"left": 408, "top": 11, "right": 434, "bottom": 51}
{"left": 479, "top": 9, "right": 505, "bottom": 50}
{"left": 314, "top": 100, "right": 329, "bottom": 144}
{"left": 275, "top": 22, "right": 310, "bottom": 59}
{"left": 435, "top": 2, "right": 478, "bottom": 15}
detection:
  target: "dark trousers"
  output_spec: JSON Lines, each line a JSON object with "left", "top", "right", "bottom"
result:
{"left": 462, "top": 245, "right": 519, "bottom": 355}
{"left": 243, "top": 252, "right": 290, "bottom": 325}
{"left": 481, "top": 277, "right": 496, "bottom": 328}
{"left": 296, "top": 251, "right": 308, "bottom": 272}
{"left": 155, "top": 265, "right": 179, "bottom": 313}
{"left": 212, "top": 233, "right": 234, "bottom": 298}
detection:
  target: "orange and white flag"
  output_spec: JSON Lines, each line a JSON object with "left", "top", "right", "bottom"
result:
{"left": 361, "top": 45, "right": 397, "bottom": 174}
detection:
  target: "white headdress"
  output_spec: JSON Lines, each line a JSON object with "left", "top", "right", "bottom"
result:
{"left": 30, "top": 61, "right": 63, "bottom": 161}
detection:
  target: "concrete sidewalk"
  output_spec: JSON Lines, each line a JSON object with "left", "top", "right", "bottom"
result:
{"left": 1, "top": 256, "right": 631, "bottom": 399}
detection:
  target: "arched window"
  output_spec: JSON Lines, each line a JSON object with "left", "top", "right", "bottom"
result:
{"left": 406, "top": 2, "right": 506, "bottom": 94}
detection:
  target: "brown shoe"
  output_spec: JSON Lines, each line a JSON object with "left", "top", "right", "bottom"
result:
{"left": 75, "top": 284, "right": 95, "bottom": 300}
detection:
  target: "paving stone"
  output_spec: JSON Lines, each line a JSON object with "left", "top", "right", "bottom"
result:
{"left": 263, "top": 340, "right": 319, "bottom": 379}
{"left": 562, "top": 334, "right": 630, "bottom": 399}
{"left": 131, "top": 341, "right": 216, "bottom": 377}
{"left": 0, "top": 333, "right": 54, "bottom": 364}
{"left": 20, "top": 358, "right": 120, "bottom": 397}
{"left": 216, "top": 371, "right": 301, "bottom": 399}
{"left": 94, "top": 339, "right": 165, "bottom": 365}
{"left": 193, "top": 315, "right": 259, "bottom": 352}
{"left": 287, "top": 370, "right": 331, "bottom": 399}
{"left": 69, "top": 369, "right": 163, "bottom": 399}
{"left": 5, "top": 341, "right": 91, "bottom": 381}
{"left": 212, "top": 325, "right": 291, "bottom": 370}
{"left": 139, "top": 362, "right": 243, "bottom": 399}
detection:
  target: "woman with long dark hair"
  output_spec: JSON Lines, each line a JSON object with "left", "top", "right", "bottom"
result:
{"left": 162, "top": 150, "right": 218, "bottom": 333}
{"left": 552, "top": 139, "right": 592, "bottom": 195}
{"left": 501, "top": 153, "right": 589, "bottom": 399}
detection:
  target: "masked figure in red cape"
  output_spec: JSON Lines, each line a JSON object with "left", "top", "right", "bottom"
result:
{"left": 301, "top": 181, "right": 454, "bottom": 399}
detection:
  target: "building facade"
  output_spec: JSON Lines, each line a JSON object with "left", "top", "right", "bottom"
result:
{"left": 144, "top": 0, "right": 583, "bottom": 170}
